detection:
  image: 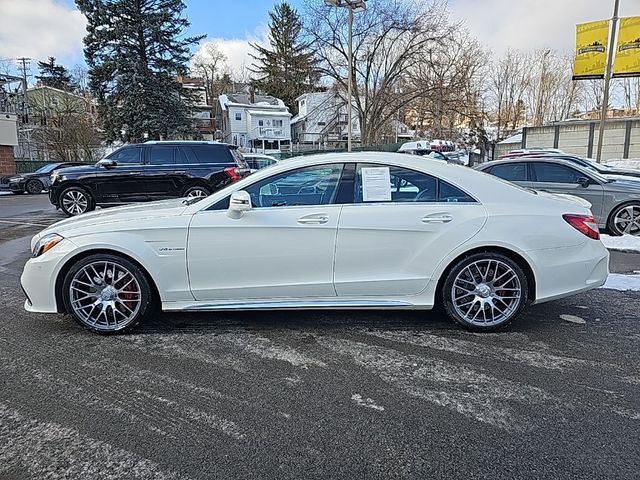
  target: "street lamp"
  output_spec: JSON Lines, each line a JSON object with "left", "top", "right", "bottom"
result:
{"left": 325, "top": 0, "right": 366, "bottom": 152}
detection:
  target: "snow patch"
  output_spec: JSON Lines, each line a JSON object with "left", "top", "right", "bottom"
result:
{"left": 560, "top": 314, "right": 586, "bottom": 324}
{"left": 601, "top": 234, "right": 640, "bottom": 252}
{"left": 601, "top": 273, "right": 640, "bottom": 291}
{"left": 605, "top": 159, "right": 640, "bottom": 170}
{"left": 351, "top": 394, "right": 385, "bottom": 411}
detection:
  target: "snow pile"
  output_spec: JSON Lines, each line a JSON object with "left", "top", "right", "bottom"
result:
{"left": 605, "top": 159, "right": 640, "bottom": 170}
{"left": 600, "top": 234, "right": 640, "bottom": 252}
{"left": 601, "top": 273, "right": 640, "bottom": 292}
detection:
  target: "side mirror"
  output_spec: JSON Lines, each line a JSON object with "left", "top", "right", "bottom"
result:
{"left": 577, "top": 177, "right": 590, "bottom": 188}
{"left": 98, "top": 159, "right": 117, "bottom": 169}
{"left": 227, "top": 190, "right": 252, "bottom": 219}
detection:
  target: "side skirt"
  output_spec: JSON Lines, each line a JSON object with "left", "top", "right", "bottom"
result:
{"left": 163, "top": 298, "right": 432, "bottom": 312}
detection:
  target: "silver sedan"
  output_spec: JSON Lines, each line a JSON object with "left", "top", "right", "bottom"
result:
{"left": 476, "top": 157, "right": 640, "bottom": 236}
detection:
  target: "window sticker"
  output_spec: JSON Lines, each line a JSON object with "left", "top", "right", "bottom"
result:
{"left": 361, "top": 167, "right": 392, "bottom": 202}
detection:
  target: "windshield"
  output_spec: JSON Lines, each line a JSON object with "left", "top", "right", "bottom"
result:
{"left": 34, "top": 164, "right": 59, "bottom": 174}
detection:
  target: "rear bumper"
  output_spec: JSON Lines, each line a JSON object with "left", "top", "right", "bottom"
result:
{"left": 530, "top": 239, "right": 609, "bottom": 304}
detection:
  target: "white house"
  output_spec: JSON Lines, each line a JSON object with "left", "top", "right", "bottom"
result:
{"left": 217, "top": 93, "right": 292, "bottom": 153}
{"left": 290, "top": 91, "right": 361, "bottom": 147}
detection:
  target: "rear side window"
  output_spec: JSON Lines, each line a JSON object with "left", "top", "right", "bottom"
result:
{"left": 185, "top": 145, "right": 231, "bottom": 164}
{"left": 148, "top": 146, "right": 175, "bottom": 165}
{"left": 489, "top": 163, "right": 528, "bottom": 181}
{"left": 108, "top": 147, "right": 141, "bottom": 164}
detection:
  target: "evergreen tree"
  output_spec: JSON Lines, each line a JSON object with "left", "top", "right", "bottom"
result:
{"left": 76, "top": 0, "right": 204, "bottom": 142}
{"left": 250, "top": 2, "right": 318, "bottom": 115}
{"left": 36, "top": 57, "right": 74, "bottom": 91}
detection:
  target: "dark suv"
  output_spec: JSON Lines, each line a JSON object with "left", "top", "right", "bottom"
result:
{"left": 49, "top": 141, "right": 249, "bottom": 216}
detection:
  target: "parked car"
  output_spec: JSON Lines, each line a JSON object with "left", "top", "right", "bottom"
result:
{"left": 526, "top": 153, "right": 640, "bottom": 181}
{"left": 475, "top": 157, "right": 640, "bottom": 236}
{"left": 243, "top": 153, "right": 278, "bottom": 173}
{"left": 398, "top": 141, "right": 452, "bottom": 162}
{"left": 443, "top": 151, "right": 466, "bottom": 166}
{"left": 8, "top": 162, "right": 87, "bottom": 195}
{"left": 23, "top": 152, "right": 608, "bottom": 334}
{"left": 498, "top": 148, "right": 564, "bottom": 159}
{"left": 49, "top": 141, "right": 249, "bottom": 216}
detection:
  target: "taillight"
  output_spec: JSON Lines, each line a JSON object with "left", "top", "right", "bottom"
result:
{"left": 562, "top": 214, "right": 600, "bottom": 240}
{"left": 224, "top": 167, "right": 241, "bottom": 181}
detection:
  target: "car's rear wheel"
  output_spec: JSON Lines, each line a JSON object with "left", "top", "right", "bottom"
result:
{"left": 442, "top": 252, "right": 528, "bottom": 332}
{"left": 608, "top": 203, "right": 640, "bottom": 236}
{"left": 183, "top": 185, "right": 211, "bottom": 201}
{"left": 60, "top": 186, "right": 95, "bottom": 216}
{"left": 62, "top": 254, "right": 154, "bottom": 334}
{"left": 26, "top": 179, "right": 44, "bottom": 194}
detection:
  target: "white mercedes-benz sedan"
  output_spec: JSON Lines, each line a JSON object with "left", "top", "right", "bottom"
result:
{"left": 21, "top": 152, "right": 609, "bottom": 334}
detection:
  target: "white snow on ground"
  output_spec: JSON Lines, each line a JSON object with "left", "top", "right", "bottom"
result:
{"left": 605, "top": 159, "right": 640, "bottom": 170}
{"left": 0, "top": 191, "right": 12, "bottom": 195}
{"left": 601, "top": 273, "right": 640, "bottom": 292}
{"left": 601, "top": 234, "right": 640, "bottom": 252}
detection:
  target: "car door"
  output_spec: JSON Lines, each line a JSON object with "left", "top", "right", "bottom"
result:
{"left": 333, "top": 163, "right": 488, "bottom": 296}
{"left": 144, "top": 145, "right": 187, "bottom": 200}
{"left": 96, "top": 146, "right": 148, "bottom": 203}
{"left": 187, "top": 163, "right": 346, "bottom": 301}
{"left": 530, "top": 162, "right": 605, "bottom": 219}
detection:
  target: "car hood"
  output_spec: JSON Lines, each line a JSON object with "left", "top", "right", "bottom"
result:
{"left": 604, "top": 174, "right": 640, "bottom": 184}
{"left": 604, "top": 178, "right": 640, "bottom": 193}
{"left": 55, "top": 164, "right": 99, "bottom": 175}
{"left": 536, "top": 190, "right": 593, "bottom": 209}
{"left": 39, "top": 198, "right": 190, "bottom": 238}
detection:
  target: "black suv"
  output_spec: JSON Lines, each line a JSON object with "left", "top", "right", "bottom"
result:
{"left": 49, "top": 141, "right": 249, "bottom": 216}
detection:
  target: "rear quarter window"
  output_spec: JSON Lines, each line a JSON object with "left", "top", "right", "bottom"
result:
{"left": 186, "top": 145, "right": 233, "bottom": 164}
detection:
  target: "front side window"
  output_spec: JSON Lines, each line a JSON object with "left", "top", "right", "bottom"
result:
{"left": 148, "top": 146, "right": 175, "bottom": 165}
{"left": 489, "top": 163, "right": 528, "bottom": 182}
{"left": 244, "top": 164, "right": 344, "bottom": 208}
{"left": 532, "top": 163, "right": 583, "bottom": 183}
{"left": 108, "top": 147, "right": 141, "bottom": 164}
{"left": 355, "top": 164, "right": 475, "bottom": 203}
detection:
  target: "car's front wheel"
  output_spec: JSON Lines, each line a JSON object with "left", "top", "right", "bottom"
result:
{"left": 26, "top": 179, "right": 44, "bottom": 194}
{"left": 608, "top": 203, "right": 640, "bottom": 236}
{"left": 60, "top": 186, "right": 95, "bottom": 216}
{"left": 442, "top": 252, "right": 529, "bottom": 332}
{"left": 62, "top": 254, "right": 154, "bottom": 334}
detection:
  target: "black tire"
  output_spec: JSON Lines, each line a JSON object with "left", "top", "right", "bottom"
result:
{"left": 607, "top": 202, "right": 640, "bottom": 237}
{"left": 183, "top": 185, "right": 211, "bottom": 201}
{"left": 61, "top": 253, "right": 154, "bottom": 334}
{"left": 26, "top": 179, "right": 44, "bottom": 194}
{"left": 442, "top": 252, "right": 529, "bottom": 332}
{"left": 59, "top": 186, "right": 95, "bottom": 217}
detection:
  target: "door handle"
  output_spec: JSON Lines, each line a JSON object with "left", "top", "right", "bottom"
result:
{"left": 129, "top": 172, "right": 142, "bottom": 176}
{"left": 173, "top": 170, "right": 186, "bottom": 174}
{"left": 298, "top": 214, "right": 329, "bottom": 225}
{"left": 421, "top": 213, "right": 453, "bottom": 224}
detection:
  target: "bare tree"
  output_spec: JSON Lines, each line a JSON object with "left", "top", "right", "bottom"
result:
{"left": 191, "top": 42, "right": 233, "bottom": 103}
{"left": 304, "top": 0, "right": 447, "bottom": 145}
{"left": 621, "top": 78, "right": 640, "bottom": 112}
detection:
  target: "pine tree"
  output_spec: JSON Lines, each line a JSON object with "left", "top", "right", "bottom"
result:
{"left": 36, "top": 57, "right": 74, "bottom": 91}
{"left": 250, "top": 2, "right": 318, "bottom": 115}
{"left": 76, "top": 0, "right": 205, "bottom": 142}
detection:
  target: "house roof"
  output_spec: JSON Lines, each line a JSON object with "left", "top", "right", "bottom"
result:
{"left": 498, "top": 133, "right": 523, "bottom": 145}
{"left": 248, "top": 110, "right": 292, "bottom": 117}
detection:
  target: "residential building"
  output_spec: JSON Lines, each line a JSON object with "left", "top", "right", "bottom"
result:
{"left": 177, "top": 75, "right": 215, "bottom": 140}
{"left": 290, "top": 91, "right": 360, "bottom": 148}
{"left": 217, "top": 93, "right": 291, "bottom": 153}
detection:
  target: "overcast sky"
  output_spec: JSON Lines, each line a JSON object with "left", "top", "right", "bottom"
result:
{"left": 0, "top": 0, "right": 637, "bottom": 76}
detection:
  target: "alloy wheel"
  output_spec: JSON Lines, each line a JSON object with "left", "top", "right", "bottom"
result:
{"left": 451, "top": 259, "right": 522, "bottom": 327}
{"left": 62, "top": 190, "right": 88, "bottom": 215}
{"left": 613, "top": 205, "right": 640, "bottom": 236}
{"left": 68, "top": 261, "right": 142, "bottom": 331}
{"left": 26, "top": 179, "right": 43, "bottom": 194}
{"left": 186, "top": 188, "right": 208, "bottom": 200}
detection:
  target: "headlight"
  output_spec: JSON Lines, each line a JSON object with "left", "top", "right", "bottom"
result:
{"left": 32, "top": 233, "right": 64, "bottom": 257}
{"left": 50, "top": 173, "right": 64, "bottom": 183}
{"left": 9, "top": 177, "right": 20, "bottom": 183}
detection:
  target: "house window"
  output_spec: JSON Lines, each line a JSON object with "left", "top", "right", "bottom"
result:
{"left": 235, "top": 112, "right": 242, "bottom": 121}
{"left": 258, "top": 120, "right": 264, "bottom": 126}
{"left": 273, "top": 119, "right": 283, "bottom": 127}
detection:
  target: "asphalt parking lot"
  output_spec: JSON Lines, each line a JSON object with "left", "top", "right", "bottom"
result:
{"left": 0, "top": 194, "right": 639, "bottom": 480}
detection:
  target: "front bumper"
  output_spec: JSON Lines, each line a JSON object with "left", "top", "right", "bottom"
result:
{"left": 49, "top": 184, "right": 61, "bottom": 207}
{"left": 21, "top": 238, "right": 78, "bottom": 313}
{"left": 8, "top": 180, "right": 25, "bottom": 192}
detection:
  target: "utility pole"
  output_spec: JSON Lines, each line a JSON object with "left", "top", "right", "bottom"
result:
{"left": 16, "top": 57, "right": 30, "bottom": 121}
{"left": 347, "top": 6, "right": 353, "bottom": 152}
{"left": 16, "top": 57, "right": 32, "bottom": 160}
{"left": 596, "top": 0, "right": 620, "bottom": 163}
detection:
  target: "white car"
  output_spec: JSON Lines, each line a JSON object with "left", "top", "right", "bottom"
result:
{"left": 22, "top": 152, "right": 609, "bottom": 334}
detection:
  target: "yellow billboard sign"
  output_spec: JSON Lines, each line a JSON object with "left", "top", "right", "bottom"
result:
{"left": 613, "top": 16, "right": 640, "bottom": 77}
{"left": 573, "top": 20, "right": 609, "bottom": 80}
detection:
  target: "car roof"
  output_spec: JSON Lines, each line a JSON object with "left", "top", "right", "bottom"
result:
{"left": 212, "top": 151, "right": 539, "bottom": 205}
{"left": 477, "top": 156, "right": 609, "bottom": 180}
